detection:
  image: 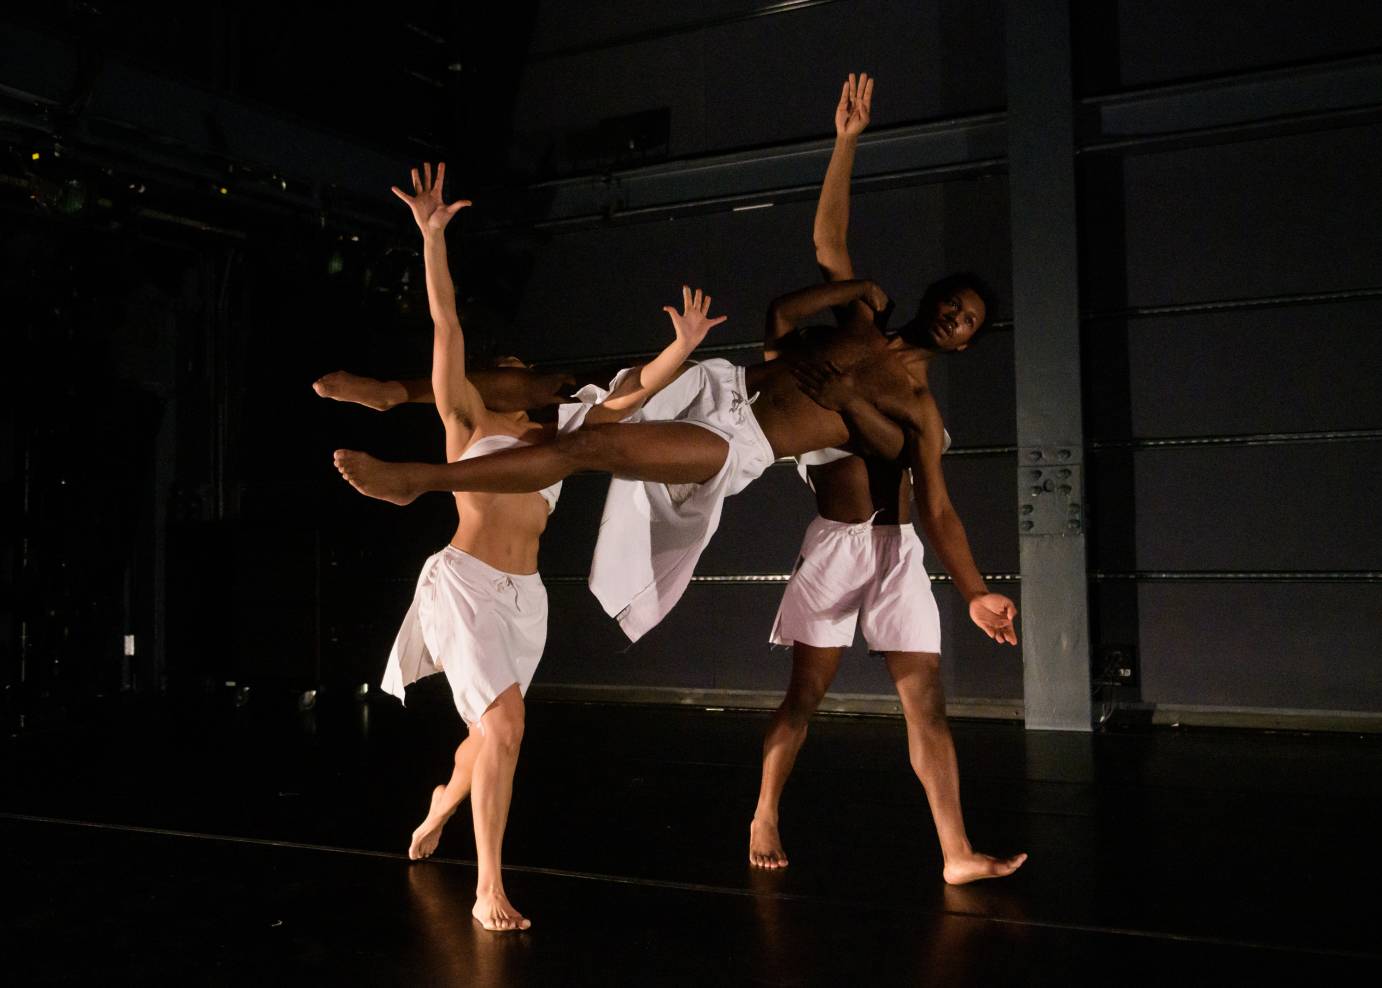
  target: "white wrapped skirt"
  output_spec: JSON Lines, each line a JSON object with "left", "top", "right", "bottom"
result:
{"left": 381, "top": 545, "right": 547, "bottom": 727}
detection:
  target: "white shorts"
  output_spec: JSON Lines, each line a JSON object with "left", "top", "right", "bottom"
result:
{"left": 562, "top": 359, "right": 776, "bottom": 642}
{"left": 770, "top": 516, "right": 941, "bottom": 654}
{"left": 382, "top": 545, "right": 548, "bottom": 728}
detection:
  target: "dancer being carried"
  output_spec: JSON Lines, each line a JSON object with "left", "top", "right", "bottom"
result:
{"left": 748, "top": 73, "right": 1025, "bottom": 884}
{"left": 332, "top": 211, "right": 1019, "bottom": 657}
{"left": 363, "top": 161, "right": 726, "bottom": 931}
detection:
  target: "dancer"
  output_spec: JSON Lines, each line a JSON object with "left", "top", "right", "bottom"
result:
{"left": 748, "top": 74, "right": 1025, "bottom": 884}
{"left": 332, "top": 237, "right": 1017, "bottom": 655}
{"left": 366, "top": 161, "right": 726, "bottom": 931}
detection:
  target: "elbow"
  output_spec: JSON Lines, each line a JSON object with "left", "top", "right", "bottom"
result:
{"left": 813, "top": 239, "right": 846, "bottom": 265}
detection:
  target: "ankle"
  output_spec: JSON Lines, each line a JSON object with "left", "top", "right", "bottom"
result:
{"left": 941, "top": 840, "right": 974, "bottom": 863}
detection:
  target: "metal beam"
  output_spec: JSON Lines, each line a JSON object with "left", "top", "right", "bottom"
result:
{"left": 470, "top": 112, "right": 1008, "bottom": 232}
{"left": 1006, "top": 0, "right": 1093, "bottom": 731}
{"left": 1080, "top": 52, "right": 1382, "bottom": 154}
{"left": 474, "top": 52, "right": 1382, "bottom": 233}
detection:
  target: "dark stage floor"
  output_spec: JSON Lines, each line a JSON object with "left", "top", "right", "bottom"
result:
{"left": 4, "top": 687, "right": 1381, "bottom": 985}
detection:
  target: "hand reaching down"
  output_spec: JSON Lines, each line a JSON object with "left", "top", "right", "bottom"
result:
{"left": 969, "top": 593, "right": 1018, "bottom": 645}
{"left": 790, "top": 359, "right": 855, "bottom": 412}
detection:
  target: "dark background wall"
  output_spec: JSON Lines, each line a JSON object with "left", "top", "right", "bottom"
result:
{"left": 3, "top": 1, "right": 1379, "bottom": 729}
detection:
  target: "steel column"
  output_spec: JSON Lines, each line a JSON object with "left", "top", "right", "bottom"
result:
{"left": 1006, "top": 0, "right": 1092, "bottom": 731}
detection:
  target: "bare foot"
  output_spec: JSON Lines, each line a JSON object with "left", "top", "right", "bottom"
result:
{"left": 943, "top": 851, "right": 1028, "bottom": 885}
{"left": 749, "top": 817, "right": 789, "bottom": 869}
{"left": 312, "top": 371, "right": 406, "bottom": 412}
{"left": 333, "top": 449, "right": 420, "bottom": 506}
{"left": 472, "top": 889, "right": 531, "bottom": 932}
{"left": 408, "top": 785, "right": 449, "bottom": 861}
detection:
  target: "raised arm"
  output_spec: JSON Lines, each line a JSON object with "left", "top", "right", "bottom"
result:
{"left": 814, "top": 72, "right": 872, "bottom": 284}
{"left": 392, "top": 162, "right": 484, "bottom": 452}
{"left": 581, "top": 286, "right": 726, "bottom": 426}
{"left": 763, "top": 279, "right": 889, "bottom": 359}
{"left": 903, "top": 400, "right": 1018, "bottom": 645}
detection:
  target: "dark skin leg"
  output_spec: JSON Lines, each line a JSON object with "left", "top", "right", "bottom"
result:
{"left": 333, "top": 421, "right": 731, "bottom": 506}
{"left": 885, "top": 651, "right": 1026, "bottom": 884}
{"left": 749, "top": 643, "right": 843, "bottom": 869}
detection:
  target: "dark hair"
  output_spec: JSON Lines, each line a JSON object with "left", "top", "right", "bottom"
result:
{"left": 901, "top": 271, "right": 998, "bottom": 347}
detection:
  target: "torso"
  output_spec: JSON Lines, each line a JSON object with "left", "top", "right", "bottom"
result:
{"left": 746, "top": 321, "right": 933, "bottom": 455}
{"left": 747, "top": 318, "right": 939, "bottom": 525}
{"left": 447, "top": 416, "right": 552, "bottom": 575}
{"left": 809, "top": 456, "right": 913, "bottom": 525}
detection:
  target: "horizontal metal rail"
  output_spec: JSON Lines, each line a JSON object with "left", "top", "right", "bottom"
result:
{"left": 540, "top": 572, "right": 1021, "bottom": 586}
{"left": 537, "top": 571, "right": 1381, "bottom": 586}
{"left": 1085, "top": 286, "right": 1382, "bottom": 322}
{"left": 1078, "top": 52, "right": 1382, "bottom": 156}
{"left": 1092, "top": 571, "right": 1382, "bottom": 583}
{"left": 1089, "top": 429, "right": 1382, "bottom": 451}
{"left": 527, "top": 0, "right": 843, "bottom": 63}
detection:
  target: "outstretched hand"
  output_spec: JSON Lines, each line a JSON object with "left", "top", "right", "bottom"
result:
{"left": 663, "top": 285, "right": 728, "bottom": 348}
{"left": 835, "top": 72, "right": 873, "bottom": 139}
{"left": 791, "top": 359, "right": 855, "bottom": 412}
{"left": 969, "top": 593, "right": 1018, "bottom": 645}
{"left": 391, "top": 161, "right": 471, "bottom": 235}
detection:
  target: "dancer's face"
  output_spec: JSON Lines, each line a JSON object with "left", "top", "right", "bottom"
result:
{"left": 927, "top": 288, "right": 985, "bottom": 351}
{"left": 494, "top": 355, "right": 529, "bottom": 369}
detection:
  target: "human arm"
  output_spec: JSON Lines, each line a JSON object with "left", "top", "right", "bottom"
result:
{"left": 903, "top": 401, "right": 1018, "bottom": 644}
{"left": 391, "top": 162, "right": 484, "bottom": 445}
{"left": 813, "top": 72, "right": 872, "bottom": 284}
{"left": 763, "top": 279, "right": 889, "bottom": 360}
{"left": 581, "top": 286, "right": 726, "bottom": 426}
{"left": 789, "top": 358, "right": 908, "bottom": 459}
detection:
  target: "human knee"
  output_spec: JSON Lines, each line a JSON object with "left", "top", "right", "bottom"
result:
{"left": 782, "top": 681, "right": 828, "bottom": 724}
{"left": 485, "top": 715, "right": 524, "bottom": 757}
{"left": 481, "top": 695, "right": 526, "bottom": 755}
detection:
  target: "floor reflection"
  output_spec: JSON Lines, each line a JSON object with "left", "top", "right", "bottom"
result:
{"left": 406, "top": 863, "right": 533, "bottom": 984}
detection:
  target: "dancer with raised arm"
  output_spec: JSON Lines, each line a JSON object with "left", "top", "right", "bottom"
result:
{"left": 334, "top": 281, "right": 1019, "bottom": 656}
{"left": 363, "top": 161, "right": 726, "bottom": 931}
{"left": 748, "top": 74, "right": 1025, "bottom": 884}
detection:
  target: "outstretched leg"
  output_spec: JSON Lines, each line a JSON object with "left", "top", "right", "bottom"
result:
{"left": 313, "top": 371, "right": 429, "bottom": 411}
{"left": 469, "top": 684, "right": 531, "bottom": 931}
{"left": 334, "top": 420, "right": 730, "bottom": 506}
{"left": 749, "top": 643, "right": 843, "bottom": 869}
{"left": 885, "top": 651, "right": 1026, "bottom": 884}
{"left": 408, "top": 733, "right": 480, "bottom": 860}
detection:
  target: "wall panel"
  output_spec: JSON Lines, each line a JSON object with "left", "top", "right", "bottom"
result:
{"left": 1128, "top": 445, "right": 1381, "bottom": 572}
{"left": 1137, "top": 583, "right": 1382, "bottom": 711}
{"left": 1082, "top": 124, "right": 1382, "bottom": 312}
{"left": 1085, "top": 300, "right": 1382, "bottom": 440}
{"left": 1076, "top": 0, "right": 1382, "bottom": 93}
{"left": 516, "top": 0, "right": 1005, "bottom": 172}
